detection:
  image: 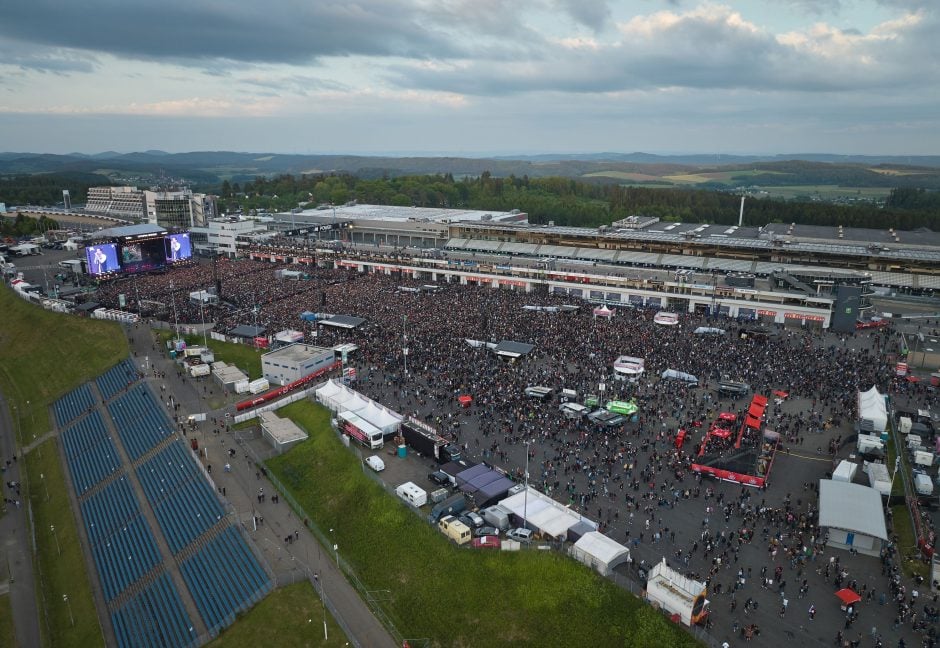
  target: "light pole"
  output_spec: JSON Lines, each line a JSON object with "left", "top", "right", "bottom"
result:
{"left": 402, "top": 315, "right": 408, "bottom": 375}
{"left": 62, "top": 594, "right": 73, "bottom": 626}
{"left": 40, "top": 472, "right": 49, "bottom": 501}
{"left": 523, "top": 440, "right": 531, "bottom": 530}
{"left": 313, "top": 572, "right": 328, "bottom": 641}
{"left": 169, "top": 280, "right": 180, "bottom": 344}
{"left": 50, "top": 525, "right": 60, "bottom": 555}
{"left": 199, "top": 295, "right": 208, "bottom": 349}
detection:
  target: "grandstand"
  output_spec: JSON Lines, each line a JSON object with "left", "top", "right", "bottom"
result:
{"left": 55, "top": 360, "right": 272, "bottom": 646}
{"left": 60, "top": 410, "right": 122, "bottom": 495}
{"left": 53, "top": 383, "right": 95, "bottom": 427}
{"left": 180, "top": 525, "right": 272, "bottom": 635}
{"left": 96, "top": 359, "right": 143, "bottom": 402}
{"left": 108, "top": 385, "right": 175, "bottom": 460}
{"left": 136, "top": 441, "right": 225, "bottom": 554}
{"left": 111, "top": 571, "right": 197, "bottom": 648}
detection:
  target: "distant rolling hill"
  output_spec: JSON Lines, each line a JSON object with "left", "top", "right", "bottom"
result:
{"left": 2, "top": 150, "right": 940, "bottom": 192}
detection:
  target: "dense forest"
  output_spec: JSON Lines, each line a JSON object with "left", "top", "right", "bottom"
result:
{"left": 223, "top": 173, "right": 940, "bottom": 230}
{"left": 0, "top": 172, "right": 109, "bottom": 206}
{"left": 1, "top": 170, "right": 937, "bottom": 232}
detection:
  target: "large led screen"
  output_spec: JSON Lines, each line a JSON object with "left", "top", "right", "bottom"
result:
{"left": 85, "top": 243, "right": 120, "bottom": 275}
{"left": 119, "top": 238, "right": 165, "bottom": 274}
{"left": 164, "top": 233, "right": 192, "bottom": 262}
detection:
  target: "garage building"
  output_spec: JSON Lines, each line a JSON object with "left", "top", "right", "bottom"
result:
{"left": 262, "top": 343, "right": 335, "bottom": 386}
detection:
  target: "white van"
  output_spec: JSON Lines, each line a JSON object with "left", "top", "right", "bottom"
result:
{"left": 396, "top": 481, "right": 428, "bottom": 507}
{"left": 365, "top": 455, "right": 385, "bottom": 472}
{"left": 913, "top": 471, "right": 934, "bottom": 496}
{"left": 857, "top": 434, "right": 885, "bottom": 456}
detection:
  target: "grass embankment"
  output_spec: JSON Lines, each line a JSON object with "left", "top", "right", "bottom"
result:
{"left": 0, "top": 285, "right": 127, "bottom": 648}
{"left": 0, "top": 594, "right": 16, "bottom": 648}
{"left": 891, "top": 505, "right": 931, "bottom": 581}
{"left": 267, "top": 400, "right": 700, "bottom": 648}
{"left": 154, "top": 331, "right": 263, "bottom": 380}
{"left": 207, "top": 581, "right": 348, "bottom": 648}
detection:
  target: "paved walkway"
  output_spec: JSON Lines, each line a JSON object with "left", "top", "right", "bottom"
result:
{"left": 0, "top": 390, "right": 41, "bottom": 648}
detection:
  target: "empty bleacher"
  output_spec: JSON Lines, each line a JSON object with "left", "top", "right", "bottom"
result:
{"left": 96, "top": 359, "right": 143, "bottom": 402}
{"left": 108, "top": 385, "right": 175, "bottom": 461}
{"left": 61, "top": 410, "right": 122, "bottom": 495}
{"left": 111, "top": 570, "right": 196, "bottom": 648}
{"left": 137, "top": 441, "right": 225, "bottom": 554}
{"left": 180, "top": 526, "right": 271, "bottom": 634}
{"left": 53, "top": 383, "right": 95, "bottom": 428}
{"left": 81, "top": 478, "right": 181, "bottom": 612}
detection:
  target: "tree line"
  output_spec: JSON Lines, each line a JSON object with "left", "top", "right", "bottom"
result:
{"left": 0, "top": 172, "right": 109, "bottom": 207}
{"left": 222, "top": 172, "right": 939, "bottom": 231}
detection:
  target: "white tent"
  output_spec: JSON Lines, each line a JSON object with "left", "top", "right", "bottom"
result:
{"left": 499, "top": 486, "right": 596, "bottom": 540}
{"left": 857, "top": 386, "right": 887, "bottom": 433}
{"left": 316, "top": 379, "right": 366, "bottom": 413}
{"left": 355, "top": 401, "right": 403, "bottom": 436}
{"left": 570, "top": 531, "right": 631, "bottom": 576}
{"left": 818, "top": 479, "right": 888, "bottom": 556}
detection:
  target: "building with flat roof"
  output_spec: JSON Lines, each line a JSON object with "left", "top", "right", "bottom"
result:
{"left": 190, "top": 218, "right": 272, "bottom": 258}
{"left": 272, "top": 203, "right": 528, "bottom": 249}
{"left": 259, "top": 411, "right": 308, "bottom": 453}
{"left": 262, "top": 343, "right": 335, "bottom": 386}
{"left": 144, "top": 189, "right": 216, "bottom": 230}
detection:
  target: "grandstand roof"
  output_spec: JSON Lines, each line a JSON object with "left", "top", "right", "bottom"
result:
{"left": 293, "top": 204, "right": 527, "bottom": 225}
{"left": 91, "top": 223, "right": 167, "bottom": 239}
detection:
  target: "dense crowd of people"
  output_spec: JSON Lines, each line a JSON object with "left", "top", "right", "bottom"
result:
{"left": 94, "top": 254, "right": 940, "bottom": 647}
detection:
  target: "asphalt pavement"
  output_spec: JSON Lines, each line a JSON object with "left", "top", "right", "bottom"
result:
{"left": 0, "top": 390, "right": 41, "bottom": 648}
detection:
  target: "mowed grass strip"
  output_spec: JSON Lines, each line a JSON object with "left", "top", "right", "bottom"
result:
{"left": 0, "top": 286, "right": 127, "bottom": 648}
{"left": 267, "top": 400, "right": 701, "bottom": 648}
{"left": 207, "top": 581, "right": 349, "bottom": 648}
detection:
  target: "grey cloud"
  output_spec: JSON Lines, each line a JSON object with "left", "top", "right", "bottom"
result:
{"left": 0, "top": 0, "right": 464, "bottom": 65}
{"left": 554, "top": 0, "right": 611, "bottom": 31}
{"left": 242, "top": 75, "right": 350, "bottom": 95}
{"left": 0, "top": 38, "right": 98, "bottom": 75}
{"left": 388, "top": 4, "right": 940, "bottom": 96}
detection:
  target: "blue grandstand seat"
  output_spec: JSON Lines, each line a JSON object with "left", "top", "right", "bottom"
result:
{"left": 180, "top": 526, "right": 271, "bottom": 633}
{"left": 111, "top": 570, "right": 196, "bottom": 648}
{"left": 53, "top": 383, "right": 95, "bottom": 428}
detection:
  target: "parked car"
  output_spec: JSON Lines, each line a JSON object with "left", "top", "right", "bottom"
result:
{"left": 428, "top": 470, "right": 450, "bottom": 486}
{"left": 506, "top": 528, "right": 533, "bottom": 543}
{"left": 473, "top": 526, "right": 500, "bottom": 538}
{"left": 471, "top": 535, "right": 501, "bottom": 549}
{"left": 463, "top": 511, "right": 485, "bottom": 528}
{"left": 365, "top": 455, "right": 385, "bottom": 472}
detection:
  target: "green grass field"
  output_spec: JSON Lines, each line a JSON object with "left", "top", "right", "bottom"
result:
{"left": 0, "top": 594, "right": 16, "bottom": 648}
{"left": 207, "top": 581, "right": 349, "bottom": 648}
{"left": 154, "top": 331, "right": 263, "bottom": 380}
{"left": 267, "top": 400, "right": 701, "bottom": 648}
{"left": 0, "top": 286, "right": 126, "bottom": 648}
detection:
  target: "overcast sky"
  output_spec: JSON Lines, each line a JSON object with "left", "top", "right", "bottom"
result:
{"left": 0, "top": 0, "right": 937, "bottom": 155}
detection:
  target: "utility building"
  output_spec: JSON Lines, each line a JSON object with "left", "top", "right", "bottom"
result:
{"left": 261, "top": 343, "right": 335, "bottom": 386}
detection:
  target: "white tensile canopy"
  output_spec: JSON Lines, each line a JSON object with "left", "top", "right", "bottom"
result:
{"left": 857, "top": 386, "right": 887, "bottom": 432}
{"left": 570, "top": 531, "right": 631, "bottom": 576}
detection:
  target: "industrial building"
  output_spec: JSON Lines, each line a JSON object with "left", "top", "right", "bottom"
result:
{"left": 261, "top": 343, "right": 335, "bottom": 386}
